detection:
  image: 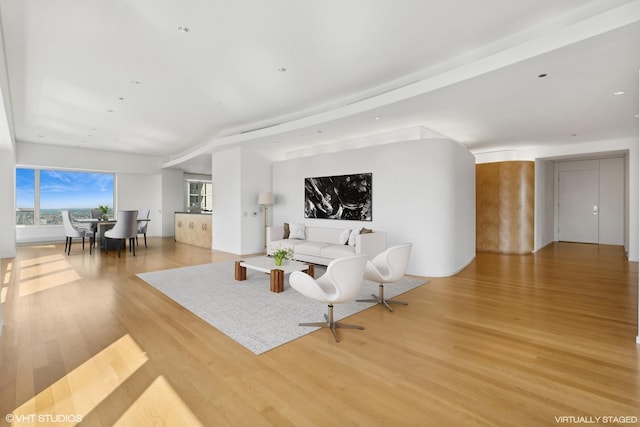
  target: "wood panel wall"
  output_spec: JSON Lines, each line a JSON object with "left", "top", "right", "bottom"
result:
{"left": 476, "top": 161, "right": 534, "bottom": 253}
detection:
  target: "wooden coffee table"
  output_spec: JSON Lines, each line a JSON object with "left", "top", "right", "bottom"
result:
{"left": 234, "top": 256, "right": 315, "bottom": 293}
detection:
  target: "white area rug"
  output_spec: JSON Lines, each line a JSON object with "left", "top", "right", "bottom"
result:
{"left": 137, "top": 260, "right": 427, "bottom": 355}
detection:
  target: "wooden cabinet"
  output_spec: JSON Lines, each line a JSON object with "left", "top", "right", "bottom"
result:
{"left": 476, "top": 161, "right": 534, "bottom": 253}
{"left": 174, "top": 213, "right": 212, "bottom": 248}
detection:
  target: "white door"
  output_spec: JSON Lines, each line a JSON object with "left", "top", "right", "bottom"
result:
{"left": 558, "top": 169, "right": 599, "bottom": 243}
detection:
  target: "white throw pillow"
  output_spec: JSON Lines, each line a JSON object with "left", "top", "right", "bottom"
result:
{"left": 289, "top": 223, "right": 306, "bottom": 240}
{"left": 339, "top": 228, "right": 351, "bottom": 245}
{"left": 348, "top": 228, "right": 362, "bottom": 246}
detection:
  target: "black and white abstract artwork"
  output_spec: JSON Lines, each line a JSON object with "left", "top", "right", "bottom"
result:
{"left": 304, "top": 173, "right": 372, "bottom": 221}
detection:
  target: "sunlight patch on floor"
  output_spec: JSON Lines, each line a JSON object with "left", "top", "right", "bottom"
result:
{"left": 114, "top": 376, "right": 203, "bottom": 427}
{"left": 10, "top": 334, "right": 148, "bottom": 425}
{"left": 19, "top": 259, "right": 73, "bottom": 280}
{"left": 19, "top": 253, "right": 67, "bottom": 268}
{"left": 19, "top": 269, "right": 82, "bottom": 297}
{"left": 4, "top": 259, "right": 12, "bottom": 275}
{"left": 1, "top": 261, "right": 11, "bottom": 303}
{"left": 13, "top": 255, "right": 83, "bottom": 297}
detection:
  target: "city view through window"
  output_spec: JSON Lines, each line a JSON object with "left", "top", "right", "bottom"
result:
{"left": 16, "top": 168, "right": 114, "bottom": 225}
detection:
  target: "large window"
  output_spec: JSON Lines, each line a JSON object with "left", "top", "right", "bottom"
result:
{"left": 16, "top": 168, "right": 114, "bottom": 225}
{"left": 186, "top": 180, "right": 212, "bottom": 212}
{"left": 16, "top": 169, "right": 35, "bottom": 225}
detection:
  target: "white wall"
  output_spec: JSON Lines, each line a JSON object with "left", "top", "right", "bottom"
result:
{"left": 162, "top": 169, "right": 185, "bottom": 237}
{"left": 17, "top": 141, "right": 164, "bottom": 174}
{"left": 272, "top": 139, "right": 476, "bottom": 277}
{"left": 240, "top": 149, "right": 273, "bottom": 254}
{"left": 116, "top": 174, "right": 163, "bottom": 237}
{"left": 0, "top": 151, "right": 14, "bottom": 336}
{"left": 211, "top": 147, "right": 274, "bottom": 255}
{"left": 0, "top": 145, "right": 15, "bottom": 358}
{"left": 0, "top": 21, "right": 15, "bottom": 337}
{"left": 212, "top": 148, "right": 242, "bottom": 253}
{"left": 0, "top": 151, "right": 15, "bottom": 258}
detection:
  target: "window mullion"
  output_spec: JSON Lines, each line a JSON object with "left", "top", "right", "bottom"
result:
{"left": 34, "top": 169, "right": 40, "bottom": 226}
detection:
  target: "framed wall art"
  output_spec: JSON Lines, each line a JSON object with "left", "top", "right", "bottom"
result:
{"left": 304, "top": 173, "right": 372, "bottom": 221}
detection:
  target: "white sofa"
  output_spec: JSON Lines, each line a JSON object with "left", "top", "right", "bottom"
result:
{"left": 266, "top": 224, "right": 386, "bottom": 266}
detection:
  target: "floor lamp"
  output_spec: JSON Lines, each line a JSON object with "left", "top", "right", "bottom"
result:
{"left": 258, "top": 192, "right": 274, "bottom": 249}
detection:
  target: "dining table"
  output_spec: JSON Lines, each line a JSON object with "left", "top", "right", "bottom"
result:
{"left": 74, "top": 217, "right": 150, "bottom": 251}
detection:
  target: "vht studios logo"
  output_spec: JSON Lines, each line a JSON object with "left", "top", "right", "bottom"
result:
{"left": 6, "top": 413, "right": 84, "bottom": 423}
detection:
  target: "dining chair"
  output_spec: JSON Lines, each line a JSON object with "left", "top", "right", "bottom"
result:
{"left": 61, "top": 210, "right": 94, "bottom": 255}
{"left": 86, "top": 208, "right": 102, "bottom": 242}
{"left": 104, "top": 210, "right": 139, "bottom": 257}
{"left": 136, "top": 209, "right": 150, "bottom": 248}
{"left": 289, "top": 254, "right": 369, "bottom": 342}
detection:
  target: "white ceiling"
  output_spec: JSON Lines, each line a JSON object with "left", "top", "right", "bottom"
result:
{"left": 1, "top": 0, "right": 638, "bottom": 174}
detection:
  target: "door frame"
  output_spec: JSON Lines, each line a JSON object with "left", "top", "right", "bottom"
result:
{"left": 552, "top": 158, "right": 625, "bottom": 245}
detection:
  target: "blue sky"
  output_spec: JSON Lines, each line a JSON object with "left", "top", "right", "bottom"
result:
{"left": 16, "top": 169, "right": 114, "bottom": 209}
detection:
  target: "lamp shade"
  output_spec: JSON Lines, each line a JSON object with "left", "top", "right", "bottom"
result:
{"left": 258, "top": 192, "right": 274, "bottom": 206}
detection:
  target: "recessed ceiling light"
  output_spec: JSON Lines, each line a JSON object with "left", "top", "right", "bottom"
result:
{"left": 107, "top": 109, "right": 114, "bottom": 113}
{"left": 613, "top": 90, "right": 626, "bottom": 96}
{"left": 178, "top": 26, "right": 190, "bottom": 33}
{"left": 537, "top": 73, "right": 547, "bottom": 78}
{"left": 277, "top": 67, "right": 287, "bottom": 72}
{"left": 118, "top": 97, "right": 125, "bottom": 101}
{"left": 571, "top": 133, "right": 577, "bottom": 137}
{"left": 374, "top": 116, "right": 381, "bottom": 120}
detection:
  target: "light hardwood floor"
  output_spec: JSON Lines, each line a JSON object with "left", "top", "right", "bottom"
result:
{"left": 0, "top": 239, "right": 638, "bottom": 426}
